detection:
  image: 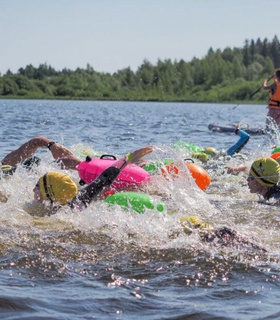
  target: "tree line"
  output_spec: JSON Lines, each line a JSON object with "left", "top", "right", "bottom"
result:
{"left": 1, "top": 35, "right": 280, "bottom": 102}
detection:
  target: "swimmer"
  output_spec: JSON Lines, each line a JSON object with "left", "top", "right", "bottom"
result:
{"left": 226, "top": 145, "right": 280, "bottom": 175}
{"left": 32, "top": 146, "right": 153, "bottom": 214}
{"left": 247, "top": 157, "right": 280, "bottom": 202}
{"left": 180, "top": 216, "right": 266, "bottom": 251}
{"left": 192, "top": 128, "right": 250, "bottom": 163}
{"left": 226, "top": 157, "right": 280, "bottom": 202}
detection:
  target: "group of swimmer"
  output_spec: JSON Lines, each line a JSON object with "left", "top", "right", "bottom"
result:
{"left": 0, "top": 130, "right": 277, "bottom": 250}
{"left": 1, "top": 136, "right": 153, "bottom": 211}
{"left": 1, "top": 68, "right": 280, "bottom": 249}
{"left": 0, "top": 130, "right": 253, "bottom": 212}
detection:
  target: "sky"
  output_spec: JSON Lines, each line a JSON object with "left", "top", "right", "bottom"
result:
{"left": 1, "top": 0, "right": 279, "bottom": 75}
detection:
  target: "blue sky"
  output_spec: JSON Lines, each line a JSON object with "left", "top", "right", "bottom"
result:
{"left": 0, "top": 0, "right": 279, "bottom": 74}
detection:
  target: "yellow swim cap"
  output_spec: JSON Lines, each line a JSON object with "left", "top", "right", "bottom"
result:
{"left": 39, "top": 172, "right": 78, "bottom": 205}
{"left": 204, "top": 147, "right": 218, "bottom": 156}
{"left": 249, "top": 158, "right": 280, "bottom": 187}
{"left": 180, "top": 216, "right": 212, "bottom": 230}
{"left": 192, "top": 152, "right": 209, "bottom": 163}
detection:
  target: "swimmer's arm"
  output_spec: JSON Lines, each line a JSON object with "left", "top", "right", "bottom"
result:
{"left": 1, "top": 136, "right": 51, "bottom": 166}
{"left": 226, "top": 165, "right": 249, "bottom": 175}
{"left": 226, "top": 129, "right": 250, "bottom": 156}
{"left": 1, "top": 136, "right": 81, "bottom": 169}
{"left": 70, "top": 166, "right": 120, "bottom": 208}
{"left": 114, "top": 146, "right": 153, "bottom": 169}
{"left": 54, "top": 144, "right": 152, "bottom": 171}
{"left": 47, "top": 142, "right": 81, "bottom": 170}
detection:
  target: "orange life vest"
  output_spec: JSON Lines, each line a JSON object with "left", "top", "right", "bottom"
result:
{"left": 268, "top": 76, "right": 280, "bottom": 108}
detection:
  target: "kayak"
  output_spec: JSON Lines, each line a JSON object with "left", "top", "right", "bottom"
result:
{"left": 208, "top": 123, "right": 266, "bottom": 135}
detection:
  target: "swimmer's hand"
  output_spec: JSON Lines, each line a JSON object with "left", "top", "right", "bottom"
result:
{"left": 226, "top": 165, "right": 249, "bottom": 175}
{"left": 126, "top": 146, "right": 153, "bottom": 164}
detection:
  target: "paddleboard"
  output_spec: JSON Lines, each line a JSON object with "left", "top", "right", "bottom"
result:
{"left": 208, "top": 123, "right": 266, "bottom": 135}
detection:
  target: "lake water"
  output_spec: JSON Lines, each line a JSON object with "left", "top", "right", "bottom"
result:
{"left": 0, "top": 99, "right": 280, "bottom": 319}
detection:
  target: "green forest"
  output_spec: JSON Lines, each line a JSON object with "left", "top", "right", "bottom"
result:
{"left": 1, "top": 36, "right": 280, "bottom": 103}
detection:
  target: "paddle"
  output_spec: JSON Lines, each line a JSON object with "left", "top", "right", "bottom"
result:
{"left": 250, "top": 74, "right": 274, "bottom": 98}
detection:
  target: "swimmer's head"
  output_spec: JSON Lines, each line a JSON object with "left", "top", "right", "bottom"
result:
{"left": 192, "top": 152, "right": 209, "bottom": 163}
{"left": 249, "top": 157, "right": 280, "bottom": 187}
{"left": 38, "top": 172, "right": 78, "bottom": 205}
{"left": 204, "top": 147, "right": 218, "bottom": 157}
{"left": 274, "top": 69, "right": 280, "bottom": 81}
{"left": 179, "top": 216, "right": 213, "bottom": 235}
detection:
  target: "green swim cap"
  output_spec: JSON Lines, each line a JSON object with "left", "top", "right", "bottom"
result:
{"left": 271, "top": 146, "right": 280, "bottom": 154}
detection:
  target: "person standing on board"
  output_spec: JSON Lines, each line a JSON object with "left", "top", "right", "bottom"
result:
{"left": 263, "top": 68, "right": 280, "bottom": 127}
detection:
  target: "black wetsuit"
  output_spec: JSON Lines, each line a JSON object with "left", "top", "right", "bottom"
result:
{"left": 67, "top": 166, "right": 120, "bottom": 209}
{"left": 264, "top": 184, "right": 280, "bottom": 201}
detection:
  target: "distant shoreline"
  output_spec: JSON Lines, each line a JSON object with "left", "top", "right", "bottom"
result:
{"left": 0, "top": 96, "right": 267, "bottom": 105}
